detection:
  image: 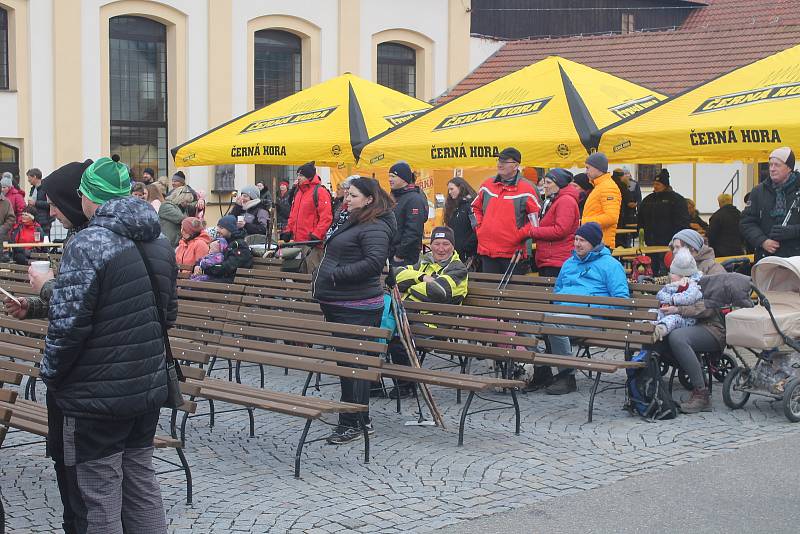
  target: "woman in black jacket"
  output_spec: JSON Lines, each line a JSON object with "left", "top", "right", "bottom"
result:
{"left": 312, "top": 177, "right": 396, "bottom": 444}
{"left": 443, "top": 177, "right": 478, "bottom": 264}
{"left": 275, "top": 180, "right": 292, "bottom": 232}
{"left": 230, "top": 185, "right": 270, "bottom": 237}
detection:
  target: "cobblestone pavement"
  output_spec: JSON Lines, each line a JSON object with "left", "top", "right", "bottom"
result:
{"left": 3, "top": 354, "right": 799, "bottom": 533}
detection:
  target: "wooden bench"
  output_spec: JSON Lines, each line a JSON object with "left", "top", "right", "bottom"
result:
{"left": 0, "top": 369, "right": 22, "bottom": 530}
{"left": 0, "top": 343, "right": 198, "bottom": 504}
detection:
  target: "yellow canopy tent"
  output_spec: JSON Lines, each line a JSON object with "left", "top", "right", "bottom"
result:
{"left": 171, "top": 73, "right": 430, "bottom": 167}
{"left": 355, "top": 56, "right": 666, "bottom": 169}
{"left": 598, "top": 44, "right": 800, "bottom": 163}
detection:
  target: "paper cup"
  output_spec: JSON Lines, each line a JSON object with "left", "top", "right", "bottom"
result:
{"left": 31, "top": 261, "right": 51, "bottom": 274}
{"left": 237, "top": 216, "right": 245, "bottom": 223}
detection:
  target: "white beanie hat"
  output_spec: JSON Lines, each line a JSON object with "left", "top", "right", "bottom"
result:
{"left": 670, "top": 248, "right": 699, "bottom": 277}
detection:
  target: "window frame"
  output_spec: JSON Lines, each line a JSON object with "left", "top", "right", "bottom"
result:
{"left": 108, "top": 15, "right": 168, "bottom": 179}
{"left": 0, "top": 7, "right": 9, "bottom": 90}
{"left": 377, "top": 41, "right": 417, "bottom": 98}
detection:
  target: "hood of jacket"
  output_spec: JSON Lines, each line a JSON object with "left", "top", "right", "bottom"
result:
{"left": 184, "top": 229, "right": 212, "bottom": 245}
{"left": 693, "top": 245, "right": 716, "bottom": 266}
{"left": 91, "top": 196, "right": 161, "bottom": 242}
{"left": 392, "top": 184, "right": 423, "bottom": 199}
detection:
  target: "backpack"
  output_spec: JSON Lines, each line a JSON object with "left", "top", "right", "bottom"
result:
{"left": 312, "top": 184, "right": 334, "bottom": 217}
{"left": 630, "top": 254, "right": 653, "bottom": 281}
{"left": 626, "top": 350, "right": 678, "bottom": 421}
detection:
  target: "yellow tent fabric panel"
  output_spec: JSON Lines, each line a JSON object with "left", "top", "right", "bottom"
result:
{"left": 171, "top": 73, "right": 430, "bottom": 167}
{"left": 357, "top": 56, "right": 665, "bottom": 169}
{"left": 598, "top": 44, "right": 800, "bottom": 163}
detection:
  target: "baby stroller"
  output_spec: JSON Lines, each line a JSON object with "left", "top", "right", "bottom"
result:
{"left": 723, "top": 256, "right": 800, "bottom": 421}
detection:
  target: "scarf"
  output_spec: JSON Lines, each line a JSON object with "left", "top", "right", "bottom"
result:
{"left": 771, "top": 172, "right": 798, "bottom": 218}
{"left": 540, "top": 192, "right": 557, "bottom": 218}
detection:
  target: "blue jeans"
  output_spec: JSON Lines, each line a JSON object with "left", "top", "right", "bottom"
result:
{"left": 545, "top": 313, "right": 595, "bottom": 375}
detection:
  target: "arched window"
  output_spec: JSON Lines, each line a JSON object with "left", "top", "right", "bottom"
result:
{"left": 0, "top": 141, "right": 19, "bottom": 179}
{"left": 109, "top": 15, "right": 168, "bottom": 180}
{"left": 254, "top": 29, "right": 301, "bottom": 108}
{"left": 377, "top": 42, "right": 416, "bottom": 97}
{"left": 0, "top": 7, "right": 9, "bottom": 90}
{"left": 253, "top": 29, "right": 302, "bottom": 190}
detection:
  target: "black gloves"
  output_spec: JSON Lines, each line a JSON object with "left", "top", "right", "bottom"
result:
{"left": 769, "top": 224, "right": 800, "bottom": 241}
{"left": 280, "top": 232, "right": 292, "bottom": 242}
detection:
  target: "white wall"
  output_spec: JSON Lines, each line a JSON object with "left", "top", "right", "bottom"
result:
{"left": 28, "top": 0, "right": 55, "bottom": 174}
{"left": 469, "top": 35, "right": 505, "bottom": 72}
{"left": 657, "top": 163, "right": 747, "bottom": 215}
{"left": 0, "top": 93, "right": 18, "bottom": 138}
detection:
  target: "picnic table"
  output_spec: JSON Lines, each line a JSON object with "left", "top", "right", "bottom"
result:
{"left": 2, "top": 242, "right": 63, "bottom": 249}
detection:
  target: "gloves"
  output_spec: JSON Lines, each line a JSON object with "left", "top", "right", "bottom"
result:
{"left": 769, "top": 224, "right": 800, "bottom": 241}
{"left": 280, "top": 232, "right": 292, "bottom": 242}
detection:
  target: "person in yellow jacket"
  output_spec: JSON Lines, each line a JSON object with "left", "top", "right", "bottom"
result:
{"left": 581, "top": 152, "right": 620, "bottom": 248}
{"left": 388, "top": 227, "right": 469, "bottom": 398}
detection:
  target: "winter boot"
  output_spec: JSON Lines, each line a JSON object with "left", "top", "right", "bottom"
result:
{"left": 545, "top": 373, "right": 577, "bottom": 395}
{"left": 680, "top": 387, "right": 711, "bottom": 413}
{"left": 523, "top": 366, "right": 554, "bottom": 392}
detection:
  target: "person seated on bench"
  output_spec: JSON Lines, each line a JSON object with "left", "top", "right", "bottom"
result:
{"left": 389, "top": 227, "right": 469, "bottom": 399}
{"left": 194, "top": 215, "right": 253, "bottom": 283}
{"left": 528, "top": 222, "right": 629, "bottom": 395}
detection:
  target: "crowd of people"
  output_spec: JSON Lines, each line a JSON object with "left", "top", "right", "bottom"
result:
{"left": 0, "top": 143, "right": 797, "bottom": 532}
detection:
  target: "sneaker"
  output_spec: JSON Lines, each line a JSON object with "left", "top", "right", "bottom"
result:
{"left": 326, "top": 426, "right": 364, "bottom": 445}
{"left": 545, "top": 373, "right": 577, "bottom": 395}
{"left": 523, "top": 366, "right": 554, "bottom": 392}
{"left": 389, "top": 386, "right": 414, "bottom": 400}
{"left": 679, "top": 388, "right": 711, "bottom": 413}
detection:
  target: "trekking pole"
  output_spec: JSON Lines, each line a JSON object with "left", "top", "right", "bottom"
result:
{"left": 274, "top": 240, "right": 323, "bottom": 249}
{"left": 497, "top": 249, "right": 522, "bottom": 291}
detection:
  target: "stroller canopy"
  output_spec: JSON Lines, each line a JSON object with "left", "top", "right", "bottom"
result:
{"left": 752, "top": 256, "right": 800, "bottom": 294}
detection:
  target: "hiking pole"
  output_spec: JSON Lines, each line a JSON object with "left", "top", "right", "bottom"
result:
{"left": 497, "top": 249, "right": 522, "bottom": 291}
{"left": 274, "top": 240, "right": 323, "bottom": 249}
{"left": 390, "top": 284, "right": 446, "bottom": 429}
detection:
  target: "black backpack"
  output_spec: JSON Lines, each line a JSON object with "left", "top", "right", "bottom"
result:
{"left": 626, "top": 350, "right": 678, "bottom": 421}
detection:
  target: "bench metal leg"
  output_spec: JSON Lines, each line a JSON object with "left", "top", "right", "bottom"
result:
{"left": 301, "top": 371, "right": 314, "bottom": 396}
{"left": 587, "top": 372, "right": 602, "bottom": 423}
{"left": 458, "top": 391, "right": 476, "bottom": 446}
{"left": 294, "top": 419, "right": 313, "bottom": 478}
{"left": 361, "top": 421, "right": 370, "bottom": 465}
{"left": 175, "top": 446, "right": 193, "bottom": 505}
{"left": 510, "top": 388, "right": 521, "bottom": 435}
{"left": 259, "top": 364, "right": 265, "bottom": 389}
{"left": 207, "top": 355, "right": 217, "bottom": 375}
{"left": 247, "top": 407, "right": 255, "bottom": 438}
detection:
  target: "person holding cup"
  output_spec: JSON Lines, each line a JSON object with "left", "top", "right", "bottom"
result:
{"left": 230, "top": 184, "right": 270, "bottom": 237}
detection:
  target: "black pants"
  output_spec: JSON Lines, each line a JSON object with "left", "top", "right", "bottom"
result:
{"left": 320, "top": 303, "right": 383, "bottom": 428}
{"left": 479, "top": 255, "right": 530, "bottom": 275}
{"left": 62, "top": 410, "right": 166, "bottom": 534}
{"left": 536, "top": 266, "right": 561, "bottom": 278}
{"left": 46, "top": 392, "right": 77, "bottom": 534}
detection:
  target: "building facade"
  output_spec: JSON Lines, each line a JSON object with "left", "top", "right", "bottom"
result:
{"left": 0, "top": 0, "right": 471, "bottom": 195}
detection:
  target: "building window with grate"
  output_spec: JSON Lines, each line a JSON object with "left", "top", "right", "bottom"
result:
{"left": 637, "top": 164, "right": 662, "bottom": 188}
{"left": 377, "top": 42, "right": 416, "bottom": 97}
{"left": 1, "top": 7, "right": 9, "bottom": 90}
{"left": 109, "top": 16, "right": 168, "bottom": 182}
{"left": 253, "top": 29, "right": 302, "bottom": 192}
{"left": 622, "top": 13, "right": 635, "bottom": 34}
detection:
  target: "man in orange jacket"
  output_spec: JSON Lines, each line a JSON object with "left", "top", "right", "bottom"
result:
{"left": 581, "top": 152, "right": 620, "bottom": 248}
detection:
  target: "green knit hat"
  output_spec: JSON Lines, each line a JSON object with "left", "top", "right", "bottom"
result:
{"left": 79, "top": 155, "right": 131, "bottom": 204}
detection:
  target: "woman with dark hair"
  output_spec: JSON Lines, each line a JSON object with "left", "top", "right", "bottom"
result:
{"left": 312, "top": 177, "right": 397, "bottom": 445}
{"left": 443, "top": 177, "right": 478, "bottom": 264}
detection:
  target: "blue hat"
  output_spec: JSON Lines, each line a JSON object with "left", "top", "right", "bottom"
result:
{"left": 217, "top": 215, "right": 237, "bottom": 234}
{"left": 389, "top": 161, "right": 414, "bottom": 183}
{"left": 575, "top": 222, "right": 603, "bottom": 247}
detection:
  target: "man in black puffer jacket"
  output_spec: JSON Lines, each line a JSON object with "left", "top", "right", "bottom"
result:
{"left": 389, "top": 161, "right": 428, "bottom": 266}
{"left": 43, "top": 156, "right": 174, "bottom": 534}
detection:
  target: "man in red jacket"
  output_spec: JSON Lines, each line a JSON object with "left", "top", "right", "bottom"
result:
{"left": 281, "top": 161, "right": 333, "bottom": 273}
{"left": 471, "top": 147, "right": 541, "bottom": 274}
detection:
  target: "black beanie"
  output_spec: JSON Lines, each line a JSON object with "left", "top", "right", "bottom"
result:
{"left": 572, "top": 172, "right": 592, "bottom": 191}
{"left": 297, "top": 161, "right": 316, "bottom": 179}
{"left": 389, "top": 161, "right": 414, "bottom": 183}
{"left": 172, "top": 170, "right": 186, "bottom": 184}
{"left": 654, "top": 168, "right": 670, "bottom": 187}
{"left": 40, "top": 159, "right": 92, "bottom": 228}
{"left": 544, "top": 168, "right": 573, "bottom": 189}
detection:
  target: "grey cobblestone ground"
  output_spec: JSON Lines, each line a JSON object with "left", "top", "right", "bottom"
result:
{"left": 3, "top": 353, "right": 799, "bottom": 533}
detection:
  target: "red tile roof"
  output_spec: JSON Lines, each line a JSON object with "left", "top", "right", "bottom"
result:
{"left": 443, "top": 0, "right": 800, "bottom": 101}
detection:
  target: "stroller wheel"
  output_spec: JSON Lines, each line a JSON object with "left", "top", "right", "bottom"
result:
{"left": 782, "top": 378, "right": 800, "bottom": 423}
{"left": 723, "top": 367, "right": 751, "bottom": 410}
{"left": 677, "top": 367, "right": 695, "bottom": 391}
{"left": 711, "top": 353, "right": 738, "bottom": 383}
